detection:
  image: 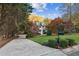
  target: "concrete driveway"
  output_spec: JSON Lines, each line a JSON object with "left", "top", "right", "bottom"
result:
{"left": 0, "top": 38, "right": 66, "bottom": 56}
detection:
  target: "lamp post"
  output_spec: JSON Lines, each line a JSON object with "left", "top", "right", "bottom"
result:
{"left": 56, "top": 23, "right": 64, "bottom": 48}
{"left": 56, "top": 24, "right": 60, "bottom": 48}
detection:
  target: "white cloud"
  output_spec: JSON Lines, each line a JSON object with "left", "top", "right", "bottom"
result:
{"left": 32, "top": 3, "right": 47, "bottom": 9}
{"left": 55, "top": 6, "right": 60, "bottom": 11}
{"left": 55, "top": 6, "right": 66, "bottom": 11}
{"left": 48, "top": 14, "right": 53, "bottom": 17}
{"left": 48, "top": 14, "right": 58, "bottom": 17}
{"left": 32, "top": 3, "right": 47, "bottom": 12}
{"left": 38, "top": 9, "right": 44, "bottom": 12}
{"left": 55, "top": 5, "right": 69, "bottom": 12}
{"left": 47, "top": 13, "right": 62, "bottom": 19}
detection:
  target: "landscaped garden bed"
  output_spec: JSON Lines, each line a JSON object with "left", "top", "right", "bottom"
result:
{"left": 0, "top": 36, "right": 15, "bottom": 48}
{"left": 30, "top": 33, "right": 79, "bottom": 49}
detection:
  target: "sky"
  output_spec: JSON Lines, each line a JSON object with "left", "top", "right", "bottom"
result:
{"left": 32, "top": 3, "right": 64, "bottom": 19}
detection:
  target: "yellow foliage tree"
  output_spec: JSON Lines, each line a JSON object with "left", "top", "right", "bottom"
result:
{"left": 28, "top": 14, "right": 44, "bottom": 23}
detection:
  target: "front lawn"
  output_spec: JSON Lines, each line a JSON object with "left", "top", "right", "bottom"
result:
{"left": 30, "top": 33, "right": 79, "bottom": 45}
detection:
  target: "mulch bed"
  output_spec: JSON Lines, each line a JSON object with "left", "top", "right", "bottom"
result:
{"left": 0, "top": 37, "right": 16, "bottom": 48}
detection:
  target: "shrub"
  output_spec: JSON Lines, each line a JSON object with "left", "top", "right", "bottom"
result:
{"left": 66, "top": 38, "right": 77, "bottom": 46}
{"left": 25, "top": 29, "right": 34, "bottom": 38}
{"left": 60, "top": 39, "right": 69, "bottom": 48}
{"left": 46, "top": 39, "right": 69, "bottom": 49}
{"left": 45, "top": 38, "right": 77, "bottom": 49}
{"left": 26, "top": 32, "right": 34, "bottom": 38}
{"left": 47, "top": 30, "right": 52, "bottom": 36}
{"left": 46, "top": 40, "right": 57, "bottom": 48}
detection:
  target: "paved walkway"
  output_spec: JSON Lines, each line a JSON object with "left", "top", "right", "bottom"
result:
{"left": 0, "top": 38, "right": 66, "bottom": 56}
{"left": 68, "top": 51, "right": 79, "bottom": 56}
{"left": 62, "top": 45, "right": 79, "bottom": 56}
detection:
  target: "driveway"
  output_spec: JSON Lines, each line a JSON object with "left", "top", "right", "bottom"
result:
{"left": 0, "top": 38, "right": 66, "bottom": 56}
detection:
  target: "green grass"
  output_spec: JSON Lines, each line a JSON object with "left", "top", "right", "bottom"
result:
{"left": 30, "top": 33, "right": 79, "bottom": 45}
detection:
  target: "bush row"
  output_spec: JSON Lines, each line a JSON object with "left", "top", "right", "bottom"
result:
{"left": 45, "top": 38, "right": 77, "bottom": 49}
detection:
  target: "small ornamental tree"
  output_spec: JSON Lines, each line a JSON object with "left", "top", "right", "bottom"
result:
{"left": 46, "top": 17, "right": 64, "bottom": 34}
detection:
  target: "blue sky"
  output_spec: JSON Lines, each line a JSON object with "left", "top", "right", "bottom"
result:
{"left": 32, "top": 3, "right": 64, "bottom": 19}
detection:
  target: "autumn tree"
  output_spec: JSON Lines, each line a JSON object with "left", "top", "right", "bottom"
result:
{"left": 43, "top": 18, "right": 50, "bottom": 26}
{"left": 46, "top": 17, "right": 64, "bottom": 34}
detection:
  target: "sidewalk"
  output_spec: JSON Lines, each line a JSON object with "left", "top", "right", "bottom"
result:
{"left": 62, "top": 45, "right": 79, "bottom": 56}
{"left": 0, "top": 38, "right": 66, "bottom": 56}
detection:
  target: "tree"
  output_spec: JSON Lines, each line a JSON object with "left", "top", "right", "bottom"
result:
{"left": 60, "top": 3, "right": 72, "bottom": 21}
{"left": 0, "top": 4, "right": 18, "bottom": 39}
{"left": 16, "top": 3, "right": 33, "bottom": 37}
{"left": 71, "top": 12, "right": 79, "bottom": 32}
{"left": 46, "top": 17, "right": 64, "bottom": 34}
{"left": 29, "top": 14, "right": 44, "bottom": 23}
{"left": 62, "top": 3, "right": 79, "bottom": 32}
{"left": 0, "top": 3, "right": 33, "bottom": 39}
{"left": 43, "top": 18, "right": 50, "bottom": 25}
